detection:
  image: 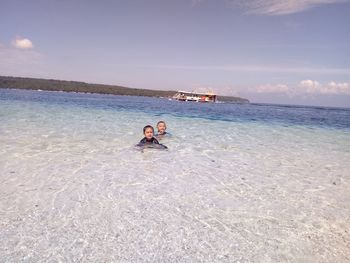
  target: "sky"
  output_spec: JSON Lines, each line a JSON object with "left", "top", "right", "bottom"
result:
{"left": 1, "top": 0, "right": 350, "bottom": 107}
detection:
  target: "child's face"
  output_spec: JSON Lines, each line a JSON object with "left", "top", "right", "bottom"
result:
{"left": 144, "top": 127, "right": 154, "bottom": 140}
{"left": 157, "top": 122, "right": 166, "bottom": 134}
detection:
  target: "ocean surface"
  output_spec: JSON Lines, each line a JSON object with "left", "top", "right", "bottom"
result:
{"left": 1, "top": 88, "right": 350, "bottom": 262}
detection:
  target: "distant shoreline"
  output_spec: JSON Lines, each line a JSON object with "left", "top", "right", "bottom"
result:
{"left": 0, "top": 76, "right": 249, "bottom": 103}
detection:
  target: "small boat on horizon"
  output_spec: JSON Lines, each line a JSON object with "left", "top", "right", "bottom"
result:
{"left": 172, "top": 91, "right": 217, "bottom": 103}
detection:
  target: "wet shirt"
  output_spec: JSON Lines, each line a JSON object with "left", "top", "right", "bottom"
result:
{"left": 155, "top": 131, "right": 171, "bottom": 138}
{"left": 137, "top": 137, "right": 167, "bottom": 149}
{"left": 138, "top": 137, "right": 160, "bottom": 145}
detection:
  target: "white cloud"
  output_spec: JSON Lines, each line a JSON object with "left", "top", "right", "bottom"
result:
{"left": 326, "top": 81, "right": 350, "bottom": 94}
{"left": 298, "top": 80, "right": 350, "bottom": 94}
{"left": 232, "top": 0, "right": 348, "bottom": 15}
{"left": 13, "top": 37, "right": 34, "bottom": 49}
{"left": 298, "top": 79, "right": 321, "bottom": 93}
{"left": 252, "top": 80, "right": 350, "bottom": 95}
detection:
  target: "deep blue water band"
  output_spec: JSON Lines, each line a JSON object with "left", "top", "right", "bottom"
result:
{"left": 1, "top": 89, "right": 349, "bottom": 129}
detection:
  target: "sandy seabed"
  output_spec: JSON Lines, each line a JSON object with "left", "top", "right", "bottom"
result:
{"left": 1, "top": 95, "right": 350, "bottom": 262}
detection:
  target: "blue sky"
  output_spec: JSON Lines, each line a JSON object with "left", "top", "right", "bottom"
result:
{"left": 1, "top": 0, "right": 350, "bottom": 107}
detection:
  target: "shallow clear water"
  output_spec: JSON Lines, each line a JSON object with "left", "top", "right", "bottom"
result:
{"left": 1, "top": 89, "right": 350, "bottom": 262}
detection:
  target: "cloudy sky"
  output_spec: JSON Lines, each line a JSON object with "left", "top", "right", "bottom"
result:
{"left": 1, "top": 0, "right": 349, "bottom": 107}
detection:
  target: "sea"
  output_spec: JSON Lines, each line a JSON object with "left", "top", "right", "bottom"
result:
{"left": 1, "top": 88, "right": 349, "bottom": 262}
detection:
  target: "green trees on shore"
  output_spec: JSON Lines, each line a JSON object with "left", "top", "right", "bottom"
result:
{"left": 0, "top": 76, "right": 249, "bottom": 103}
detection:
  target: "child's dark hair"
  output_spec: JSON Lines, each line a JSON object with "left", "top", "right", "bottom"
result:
{"left": 143, "top": 125, "right": 154, "bottom": 134}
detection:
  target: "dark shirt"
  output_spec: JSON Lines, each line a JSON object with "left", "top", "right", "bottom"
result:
{"left": 137, "top": 137, "right": 168, "bottom": 149}
{"left": 138, "top": 137, "right": 160, "bottom": 145}
{"left": 155, "top": 131, "right": 171, "bottom": 138}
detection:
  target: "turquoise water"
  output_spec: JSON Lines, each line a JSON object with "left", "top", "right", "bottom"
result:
{"left": 1, "top": 89, "right": 350, "bottom": 262}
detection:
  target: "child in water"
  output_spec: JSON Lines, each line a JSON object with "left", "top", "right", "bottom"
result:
{"left": 155, "top": 120, "right": 168, "bottom": 138}
{"left": 137, "top": 125, "right": 168, "bottom": 149}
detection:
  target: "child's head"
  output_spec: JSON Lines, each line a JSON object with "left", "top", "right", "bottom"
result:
{"left": 143, "top": 125, "right": 154, "bottom": 140}
{"left": 157, "top": 121, "right": 167, "bottom": 135}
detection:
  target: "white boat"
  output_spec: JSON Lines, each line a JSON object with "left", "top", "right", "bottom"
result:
{"left": 172, "top": 91, "right": 217, "bottom": 103}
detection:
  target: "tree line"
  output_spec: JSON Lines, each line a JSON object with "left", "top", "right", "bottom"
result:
{"left": 0, "top": 76, "right": 249, "bottom": 103}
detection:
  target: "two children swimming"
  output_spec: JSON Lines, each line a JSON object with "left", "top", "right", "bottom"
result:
{"left": 136, "top": 121, "right": 168, "bottom": 150}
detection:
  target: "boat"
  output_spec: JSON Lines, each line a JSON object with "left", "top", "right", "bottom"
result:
{"left": 172, "top": 91, "right": 217, "bottom": 103}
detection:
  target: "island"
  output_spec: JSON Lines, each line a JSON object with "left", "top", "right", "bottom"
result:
{"left": 0, "top": 76, "right": 249, "bottom": 103}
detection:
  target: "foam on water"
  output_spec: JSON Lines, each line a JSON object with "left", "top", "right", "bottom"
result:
{"left": 1, "top": 89, "right": 350, "bottom": 262}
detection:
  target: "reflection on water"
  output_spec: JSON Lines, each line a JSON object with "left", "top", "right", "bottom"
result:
{"left": 0, "top": 89, "right": 350, "bottom": 262}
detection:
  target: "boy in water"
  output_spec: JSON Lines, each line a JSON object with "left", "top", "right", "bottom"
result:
{"left": 155, "top": 120, "right": 168, "bottom": 138}
{"left": 137, "top": 125, "right": 167, "bottom": 149}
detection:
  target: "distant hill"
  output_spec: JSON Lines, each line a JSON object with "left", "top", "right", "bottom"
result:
{"left": 0, "top": 76, "right": 249, "bottom": 103}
